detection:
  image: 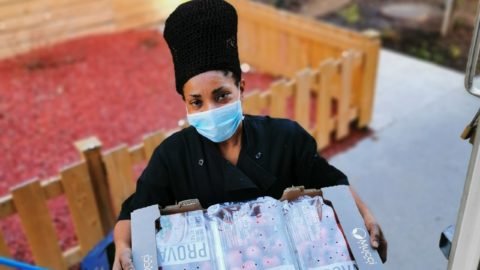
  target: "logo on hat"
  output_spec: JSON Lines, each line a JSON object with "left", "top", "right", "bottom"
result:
{"left": 352, "top": 228, "right": 367, "bottom": 240}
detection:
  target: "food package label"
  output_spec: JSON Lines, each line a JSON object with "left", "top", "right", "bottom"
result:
{"left": 156, "top": 210, "right": 216, "bottom": 269}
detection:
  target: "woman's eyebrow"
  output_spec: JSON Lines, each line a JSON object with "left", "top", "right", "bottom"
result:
{"left": 211, "top": 86, "right": 226, "bottom": 95}
{"left": 189, "top": 94, "right": 201, "bottom": 98}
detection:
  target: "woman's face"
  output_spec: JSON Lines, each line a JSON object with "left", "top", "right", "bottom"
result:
{"left": 183, "top": 70, "right": 244, "bottom": 114}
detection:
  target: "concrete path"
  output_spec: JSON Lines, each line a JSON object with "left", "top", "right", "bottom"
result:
{"left": 330, "top": 49, "right": 479, "bottom": 269}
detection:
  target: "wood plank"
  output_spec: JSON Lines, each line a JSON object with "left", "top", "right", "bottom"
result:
{"left": 269, "top": 80, "right": 289, "bottom": 118}
{"left": 0, "top": 229, "right": 10, "bottom": 259}
{"left": 143, "top": 130, "right": 166, "bottom": 161}
{"left": 314, "top": 59, "right": 336, "bottom": 150}
{"left": 0, "top": 0, "right": 50, "bottom": 19}
{"left": 294, "top": 68, "right": 313, "bottom": 130}
{"left": 0, "top": 17, "right": 113, "bottom": 60}
{"left": 0, "top": 8, "right": 113, "bottom": 44}
{"left": 0, "top": 0, "right": 104, "bottom": 19}
{"left": 41, "top": 176, "right": 63, "bottom": 199}
{"left": 230, "top": 0, "right": 375, "bottom": 55}
{"left": 11, "top": 179, "right": 67, "bottom": 269}
{"left": 111, "top": 0, "right": 154, "bottom": 14}
{"left": 61, "top": 162, "right": 104, "bottom": 256}
{"left": 129, "top": 143, "right": 146, "bottom": 165}
{"left": 286, "top": 35, "right": 301, "bottom": 76}
{"left": 114, "top": 9, "right": 163, "bottom": 30}
{"left": 63, "top": 245, "right": 83, "bottom": 268}
{"left": 335, "top": 51, "right": 354, "bottom": 140}
{"left": 358, "top": 32, "right": 381, "bottom": 127}
{"left": 0, "top": 1, "right": 112, "bottom": 33}
{"left": 259, "top": 91, "right": 271, "bottom": 113}
{"left": 243, "top": 90, "right": 262, "bottom": 115}
{"left": 257, "top": 23, "right": 269, "bottom": 73}
{"left": 74, "top": 137, "right": 114, "bottom": 235}
{"left": 348, "top": 51, "right": 363, "bottom": 108}
{"left": 0, "top": 195, "right": 15, "bottom": 219}
{"left": 103, "top": 145, "right": 135, "bottom": 217}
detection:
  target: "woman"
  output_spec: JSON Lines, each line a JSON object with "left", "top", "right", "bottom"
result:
{"left": 113, "top": 1, "right": 387, "bottom": 269}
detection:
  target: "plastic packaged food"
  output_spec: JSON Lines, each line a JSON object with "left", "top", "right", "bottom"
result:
{"left": 283, "top": 196, "right": 357, "bottom": 270}
{"left": 155, "top": 210, "right": 217, "bottom": 270}
{"left": 207, "top": 197, "right": 299, "bottom": 270}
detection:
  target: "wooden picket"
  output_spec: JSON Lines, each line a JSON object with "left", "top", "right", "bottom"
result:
{"left": 74, "top": 137, "right": 115, "bottom": 234}
{"left": 103, "top": 144, "right": 136, "bottom": 217}
{"left": 143, "top": 130, "right": 167, "bottom": 161}
{"left": 0, "top": 161, "right": 106, "bottom": 269}
{"left": 315, "top": 59, "right": 336, "bottom": 149}
{"left": 0, "top": 230, "right": 9, "bottom": 270}
{"left": 61, "top": 162, "right": 104, "bottom": 255}
{"left": 11, "top": 180, "right": 67, "bottom": 269}
{"left": 295, "top": 68, "right": 313, "bottom": 131}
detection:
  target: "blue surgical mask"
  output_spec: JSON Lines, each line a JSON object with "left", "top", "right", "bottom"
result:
{"left": 187, "top": 99, "right": 244, "bottom": 143}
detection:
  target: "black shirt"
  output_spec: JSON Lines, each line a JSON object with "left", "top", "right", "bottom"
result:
{"left": 118, "top": 115, "right": 348, "bottom": 220}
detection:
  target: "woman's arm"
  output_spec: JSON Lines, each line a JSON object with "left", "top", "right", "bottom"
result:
{"left": 113, "top": 220, "right": 134, "bottom": 270}
{"left": 350, "top": 186, "right": 388, "bottom": 263}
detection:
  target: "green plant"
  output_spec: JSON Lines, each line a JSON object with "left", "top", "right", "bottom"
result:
{"left": 449, "top": 44, "right": 462, "bottom": 59}
{"left": 337, "top": 3, "right": 361, "bottom": 24}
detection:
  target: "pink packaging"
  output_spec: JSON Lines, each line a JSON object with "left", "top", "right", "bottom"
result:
{"left": 283, "top": 196, "right": 357, "bottom": 270}
{"left": 155, "top": 210, "right": 217, "bottom": 270}
{"left": 206, "top": 197, "right": 299, "bottom": 270}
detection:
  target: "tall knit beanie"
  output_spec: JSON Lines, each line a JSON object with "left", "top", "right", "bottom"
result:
{"left": 163, "top": 0, "right": 242, "bottom": 96}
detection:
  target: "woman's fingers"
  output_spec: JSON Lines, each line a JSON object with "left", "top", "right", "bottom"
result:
{"left": 377, "top": 227, "right": 388, "bottom": 263}
{"left": 119, "top": 248, "right": 135, "bottom": 270}
{"left": 367, "top": 222, "right": 388, "bottom": 263}
{"left": 368, "top": 222, "right": 380, "bottom": 248}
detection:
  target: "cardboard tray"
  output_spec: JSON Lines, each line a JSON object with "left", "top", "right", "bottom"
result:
{"left": 131, "top": 185, "right": 383, "bottom": 270}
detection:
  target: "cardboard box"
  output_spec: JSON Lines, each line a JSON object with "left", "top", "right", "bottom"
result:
{"left": 131, "top": 185, "right": 383, "bottom": 270}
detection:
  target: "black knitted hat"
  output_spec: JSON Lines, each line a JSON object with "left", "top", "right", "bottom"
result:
{"left": 164, "top": 0, "right": 241, "bottom": 96}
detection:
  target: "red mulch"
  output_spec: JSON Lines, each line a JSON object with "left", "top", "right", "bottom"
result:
{"left": 0, "top": 29, "right": 370, "bottom": 265}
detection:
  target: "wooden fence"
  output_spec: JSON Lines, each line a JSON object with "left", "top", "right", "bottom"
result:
{"left": 0, "top": 48, "right": 365, "bottom": 268}
{"left": 230, "top": 0, "right": 380, "bottom": 127}
{"left": 0, "top": 0, "right": 380, "bottom": 268}
{"left": 0, "top": 161, "right": 104, "bottom": 269}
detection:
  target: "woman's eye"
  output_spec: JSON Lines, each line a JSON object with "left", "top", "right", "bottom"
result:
{"left": 216, "top": 93, "right": 230, "bottom": 102}
{"left": 191, "top": 100, "right": 202, "bottom": 107}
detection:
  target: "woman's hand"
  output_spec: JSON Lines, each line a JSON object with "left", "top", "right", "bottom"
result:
{"left": 113, "top": 245, "right": 135, "bottom": 270}
{"left": 113, "top": 220, "right": 135, "bottom": 270}
{"left": 350, "top": 186, "right": 388, "bottom": 263}
{"left": 363, "top": 211, "right": 388, "bottom": 263}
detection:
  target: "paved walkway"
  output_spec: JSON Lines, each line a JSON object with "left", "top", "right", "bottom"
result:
{"left": 330, "top": 49, "right": 479, "bottom": 269}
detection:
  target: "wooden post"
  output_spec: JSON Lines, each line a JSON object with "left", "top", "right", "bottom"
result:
{"left": 315, "top": 59, "right": 336, "bottom": 150}
{"left": 295, "top": 68, "right": 313, "bottom": 131}
{"left": 74, "top": 136, "right": 114, "bottom": 235}
{"left": 358, "top": 29, "right": 380, "bottom": 127}
{"left": 11, "top": 179, "right": 67, "bottom": 269}
{"left": 61, "top": 162, "right": 104, "bottom": 256}
{"left": 243, "top": 90, "right": 262, "bottom": 115}
{"left": 269, "top": 79, "right": 290, "bottom": 118}
{"left": 441, "top": 0, "right": 456, "bottom": 36}
{"left": 0, "top": 230, "right": 10, "bottom": 270}
{"left": 336, "top": 50, "right": 354, "bottom": 140}
{"left": 103, "top": 145, "right": 135, "bottom": 217}
{"left": 143, "top": 130, "right": 166, "bottom": 161}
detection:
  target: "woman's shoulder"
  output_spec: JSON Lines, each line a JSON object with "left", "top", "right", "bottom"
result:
{"left": 244, "top": 114, "right": 304, "bottom": 136}
{"left": 150, "top": 126, "right": 197, "bottom": 158}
